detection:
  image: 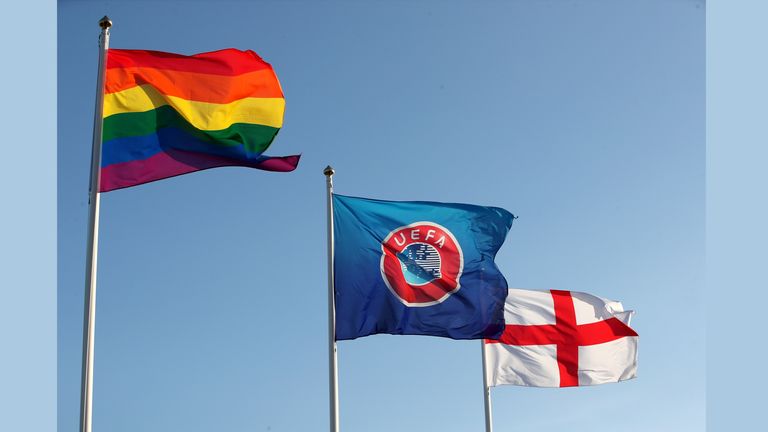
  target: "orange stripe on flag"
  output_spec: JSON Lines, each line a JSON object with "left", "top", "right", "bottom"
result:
{"left": 105, "top": 67, "right": 283, "bottom": 103}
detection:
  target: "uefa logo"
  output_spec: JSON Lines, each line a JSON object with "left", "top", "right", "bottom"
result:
{"left": 380, "top": 222, "right": 464, "bottom": 307}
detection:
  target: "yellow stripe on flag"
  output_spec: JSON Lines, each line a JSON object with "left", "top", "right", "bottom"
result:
{"left": 103, "top": 84, "right": 285, "bottom": 130}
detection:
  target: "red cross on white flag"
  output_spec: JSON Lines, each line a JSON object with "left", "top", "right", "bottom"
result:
{"left": 484, "top": 289, "right": 638, "bottom": 388}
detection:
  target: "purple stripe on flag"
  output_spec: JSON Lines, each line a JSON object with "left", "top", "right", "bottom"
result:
{"left": 99, "top": 148, "right": 300, "bottom": 192}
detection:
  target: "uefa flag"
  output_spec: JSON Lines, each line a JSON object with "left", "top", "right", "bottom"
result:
{"left": 333, "top": 194, "right": 515, "bottom": 340}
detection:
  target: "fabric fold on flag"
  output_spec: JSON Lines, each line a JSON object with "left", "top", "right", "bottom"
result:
{"left": 485, "top": 288, "right": 638, "bottom": 388}
{"left": 333, "top": 194, "right": 515, "bottom": 341}
{"left": 99, "top": 48, "right": 299, "bottom": 192}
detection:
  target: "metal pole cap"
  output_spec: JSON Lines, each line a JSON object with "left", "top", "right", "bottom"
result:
{"left": 323, "top": 165, "right": 335, "bottom": 177}
{"left": 99, "top": 16, "right": 112, "bottom": 29}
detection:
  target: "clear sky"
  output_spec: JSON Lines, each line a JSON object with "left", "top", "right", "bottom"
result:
{"left": 58, "top": 1, "right": 704, "bottom": 431}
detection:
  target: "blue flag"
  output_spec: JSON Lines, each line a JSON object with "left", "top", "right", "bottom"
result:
{"left": 333, "top": 194, "right": 515, "bottom": 341}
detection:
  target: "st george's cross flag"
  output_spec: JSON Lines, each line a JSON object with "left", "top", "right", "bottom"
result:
{"left": 333, "top": 194, "right": 515, "bottom": 340}
{"left": 484, "top": 289, "right": 638, "bottom": 388}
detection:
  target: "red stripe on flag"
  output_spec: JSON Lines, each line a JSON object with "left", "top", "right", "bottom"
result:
{"left": 551, "top": 290, "right": 579, "bottom": 387}
{"left": 492, "top": 324, "right": 560, "bottom": 345}
{"left": 107, "top": 48, "right": 272, "bottom": 76}
{"left": 577, "top": 317, "right": 638, "bottom": 345}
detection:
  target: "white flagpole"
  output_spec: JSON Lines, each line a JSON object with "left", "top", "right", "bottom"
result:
{"left": 79, "top": 15, "right": 111, "bottom": 432}
{"left": 324, "top": 165, "right": 340, "bottom": 432}
{"left": 481, "top": 340, "right": 494, "bottom": 432}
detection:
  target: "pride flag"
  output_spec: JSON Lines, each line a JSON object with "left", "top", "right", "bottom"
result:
{"left": 99, "top": 48, "right": 299, "bottom": 192}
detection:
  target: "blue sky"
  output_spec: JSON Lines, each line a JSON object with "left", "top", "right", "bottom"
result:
{"left": 58, "top": 1, "right": 704, "bottom": 431}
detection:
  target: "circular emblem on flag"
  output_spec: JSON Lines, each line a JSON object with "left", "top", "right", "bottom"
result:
{"left": 380, "top": 222, "right": 464, "bottom": 307}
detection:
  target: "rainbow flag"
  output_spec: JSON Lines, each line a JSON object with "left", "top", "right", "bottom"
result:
{"left": 99, "top": 48, "right": 299, "bottom": 192}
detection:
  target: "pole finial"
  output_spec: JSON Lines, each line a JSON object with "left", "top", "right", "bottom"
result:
{"left": 98, "top": 16, "right": 112, "bottom": 29}
{"left": 323, "top": 165, "right": 335, "bottom": 177}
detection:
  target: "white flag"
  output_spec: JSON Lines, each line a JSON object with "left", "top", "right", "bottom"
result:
{"left": 485, "top": 288, "right": 638, "bottom": 388}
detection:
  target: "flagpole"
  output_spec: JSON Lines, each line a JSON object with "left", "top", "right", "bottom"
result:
{"left": 324, "top": 165, "right": 340, "bottom": 432}
{"left": 79, "top": 15, "right": 111, "bottom": 432}
{"left": 481, "top": 340, "right": 494, "bottom": 432}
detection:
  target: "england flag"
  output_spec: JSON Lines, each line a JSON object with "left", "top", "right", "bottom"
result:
{"left": 485, "top": 289, "right": 638, "bottom": 388}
